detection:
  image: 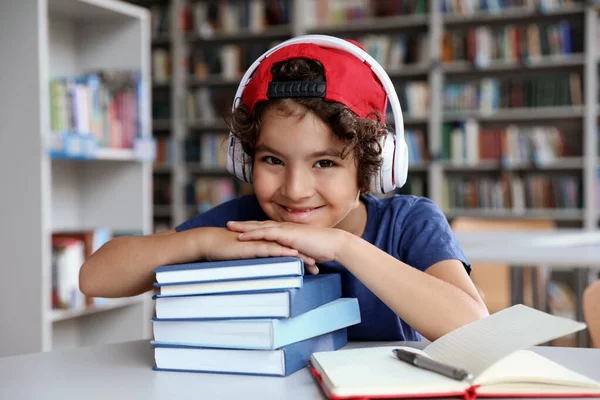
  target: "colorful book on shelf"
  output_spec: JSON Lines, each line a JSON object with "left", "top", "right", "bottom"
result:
{"left": 309, "top": 304, "right": 600, "bottom": 399}
{"left": 49, "top": 71, "right": 142, "bottom": 151}
{"left": 53, "top": 228, "right": 111, "bottom": 307}
{"left": 152, "top": 297, "right": 360, "bottom": 350}
{"left": 154, "top": 273, "right": 342, "bottom": 319}
{"left": 51, "top": 236, "right": 86, "bottom": 310}
{"left": 153, "top": 328, "right": 348, "bottom": 377}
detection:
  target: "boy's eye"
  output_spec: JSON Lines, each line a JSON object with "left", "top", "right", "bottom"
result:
{"left": 262, "top": 156, "right": 283, "bottom": 166}
{"left": 314, "top": 160, "right": 336, "bottom": 169}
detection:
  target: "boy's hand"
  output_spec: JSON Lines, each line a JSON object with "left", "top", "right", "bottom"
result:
{"left": 197, "top": 227, "right": 318, "bottom": 274}
{"left": 226, "top": 221, "right": 348, "bottom": 272}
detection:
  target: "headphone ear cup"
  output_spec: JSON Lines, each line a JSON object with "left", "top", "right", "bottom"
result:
{"left": 394, "top": 139, "right": 409, "bottom": 189}
{"left": 226, "top": 135, "right": 253, "bottom": 183}
{"left": 369, "top": 132, "right": 396, "bottom": 194}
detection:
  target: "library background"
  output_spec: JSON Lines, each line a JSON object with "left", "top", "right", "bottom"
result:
{"left": 1, "top": 0, "right": 599, "bottom": 358}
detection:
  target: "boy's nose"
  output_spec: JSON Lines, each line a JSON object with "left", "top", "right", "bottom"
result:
{"left": 281, "top": 168, "right": 314, "bottom": 201}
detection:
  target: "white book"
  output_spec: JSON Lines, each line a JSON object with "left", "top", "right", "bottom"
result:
{"left": 451, "top": 127, "right": 464, "bottom": 164}
{"left": 464, "top": 118, "right": 479, "bottom": 165}
{"left": 156, "top": 276, "right": 303, "bottom": 297}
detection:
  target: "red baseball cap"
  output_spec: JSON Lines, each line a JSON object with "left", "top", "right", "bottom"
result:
{"left": 241, "top": 40, "right": 388, "bottom": 120}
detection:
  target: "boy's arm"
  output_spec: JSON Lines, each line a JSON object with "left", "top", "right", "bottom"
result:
{"left": 335, "top": 235, "right": 489, "bottom": 342}
{"left": 79, "top": 228, "right": 181, "bottom": 298}
{"left": 79, "top": 227, "right": 305, "bottom": 298}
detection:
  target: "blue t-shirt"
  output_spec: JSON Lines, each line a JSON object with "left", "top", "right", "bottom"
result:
{"left": 176, "top": 194, "right": 470, "bottom": 342}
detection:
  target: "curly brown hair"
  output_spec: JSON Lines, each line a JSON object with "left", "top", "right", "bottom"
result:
{"left": 225, "top": 58, "right": 389, "bottom": 193}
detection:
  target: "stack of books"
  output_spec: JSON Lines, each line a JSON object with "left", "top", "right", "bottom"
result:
{"left": 151, "top": 257, "right": 361, "bottom": 376}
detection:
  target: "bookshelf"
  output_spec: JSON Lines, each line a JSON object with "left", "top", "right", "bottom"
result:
{"left": 0, "top": 0, "right": 154, "bottom": 357}
{"left": 146, "top": 0, "right": 598, "bottom": 232}
{"left": 439, "top": 1, "right": 596, "bottom": 231}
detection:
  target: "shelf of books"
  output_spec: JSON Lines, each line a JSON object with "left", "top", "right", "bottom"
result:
{"left": 172, "top": 0, "right": 292, "bottom": 223}
{"left": 145, "top": 0, "right": 599, "bottom": 233}
{"left": 438, "top": 0, "right": 596, "bottom": 230}
{"left": 439, "top": 0, "right": 597, "bottom": 346}
{"left": 442, "top": 3, "right": 585, "bottom": 26}
{"left": 0, "top": 0, "right": 154, "bottom": 357}
{"left": 177, "top": 0, "right": 434, "bottom": 214}
{"left": 304, "top": 0, "right": 432, "bottom": 199}
{"left": 150, "top": 0, "right": 175, "bottom": 231}
{"left": 122, "top": 0, "right": 175, "bottom": 231}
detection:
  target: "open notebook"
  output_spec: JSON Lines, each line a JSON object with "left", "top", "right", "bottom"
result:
{"left": 309, "top": 305, "right": 600, "bottom": 399}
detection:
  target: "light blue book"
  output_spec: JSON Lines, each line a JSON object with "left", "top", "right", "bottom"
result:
{"left": 151, "top": 298, "right": 361, "bottom": 350}
{"left": 153, "top": 328, "right": 348, "bottom": 377}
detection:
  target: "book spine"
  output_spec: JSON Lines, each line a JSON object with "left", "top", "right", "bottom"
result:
{"left": 283, "top": 329, "right": 348, "bottom": 376}
{"left": 272, "top": 298, "right": 361, "bottom": 349}
{"left": 155, "top": 273, "right": 303, "bottom": 286}
{"left": 288, "top": 274, "right": 342, "bottom": 317}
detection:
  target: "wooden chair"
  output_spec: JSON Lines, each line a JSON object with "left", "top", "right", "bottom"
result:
{"left": 450, "top": 217, "right": 556, "bottom": 315}
{"left": 583, "top": 280, "right": 600, "bottom": 348}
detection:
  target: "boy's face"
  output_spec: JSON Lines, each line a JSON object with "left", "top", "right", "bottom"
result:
{"left": 252, "top": 105, "right": 362, "bottom": 229}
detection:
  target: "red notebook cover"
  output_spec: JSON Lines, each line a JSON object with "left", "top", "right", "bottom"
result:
{"left": 307, "top": 349, "right": 600, "bottom": 400}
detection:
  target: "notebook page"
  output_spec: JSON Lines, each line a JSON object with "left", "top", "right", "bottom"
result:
{"left": 311, "top": 346, "right": 468, "bottom": 398}
{"left": 424, "top": 305, "right": 586, "bottom": 377}
{"left": 475, "top": 350, "right": 600, "bottom": 389}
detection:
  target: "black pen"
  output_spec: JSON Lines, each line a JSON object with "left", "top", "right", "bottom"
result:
{"left": 392, "top": 349, "right": 473, "bottom": 382}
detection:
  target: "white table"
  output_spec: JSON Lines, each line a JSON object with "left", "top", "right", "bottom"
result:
{"left": 456, "top": 230, "right": 600, "bottom": 347}
{"left": 1, "top": 339, "right": 599, "bottom": 400}
{"left": 456, "top": 230, "right": 600, "bottom": 266}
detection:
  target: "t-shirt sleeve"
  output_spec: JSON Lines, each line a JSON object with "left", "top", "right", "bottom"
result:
{"left": 175, "top": 206, "right": 229, "bottom": 232}
{"left": 398, "top": 197, "right": 471, "bottom": 274}
{"left": 175, "top": 195, "right": 266, "bottom": 232}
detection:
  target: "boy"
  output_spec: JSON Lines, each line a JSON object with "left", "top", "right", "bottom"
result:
{"left": 80, "top": 36, "right": 488, "bottom": 342}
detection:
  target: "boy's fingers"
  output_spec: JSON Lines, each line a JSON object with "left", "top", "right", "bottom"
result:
{"left": 306, "top": 264, "right": 319, "bottom": 275}
{"left": 262, "top": 242, "right": 298, "bottom": 258}
{"left": 228, "top": 222, "right": 286, "bottom": 236}
{"left": 227, "top": 221, "right": 276, "bottom": 232}
{"left": 240, "top": 242, "right": 297, "bottom": 259}
{"left": 238, "top": 241, "right": 316, "bottom": 274}
{"left": 278, "top": 247, "right": 299, "bottom": 257}
{"left": 297, "top": 254, "right": 318, "bottom": 274}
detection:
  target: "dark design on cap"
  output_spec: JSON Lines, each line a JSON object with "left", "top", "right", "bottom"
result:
{"left": 267, "top": 81, "right": 326, "bottom": 99}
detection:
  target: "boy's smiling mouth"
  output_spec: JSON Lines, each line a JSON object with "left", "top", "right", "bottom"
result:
{"left": 276, "top": 203, "right": 325, "bottom": 222}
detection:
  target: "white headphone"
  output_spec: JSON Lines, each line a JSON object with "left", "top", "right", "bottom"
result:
{"left": 226, "top": 34, "right": 408, "bottom": 194}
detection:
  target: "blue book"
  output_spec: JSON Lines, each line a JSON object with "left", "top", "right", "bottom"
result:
{"left": 152, "top": 298, "right": 361, "bottom": 350}
{"left": 153, "top": 328, "right": 348, "bottom": 377}
{"left": 559, "top": 21, "right": 572, "bottom": 54}
{"left": 154, "top": 274, "right": 342, "bottom": 320}
{"left": 154, "top": 257, "right": 304, "bottom": 285}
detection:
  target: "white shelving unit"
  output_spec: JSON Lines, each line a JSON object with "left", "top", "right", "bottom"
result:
{"left": 0, "top": 0, "right": 154, "bottom": 358}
